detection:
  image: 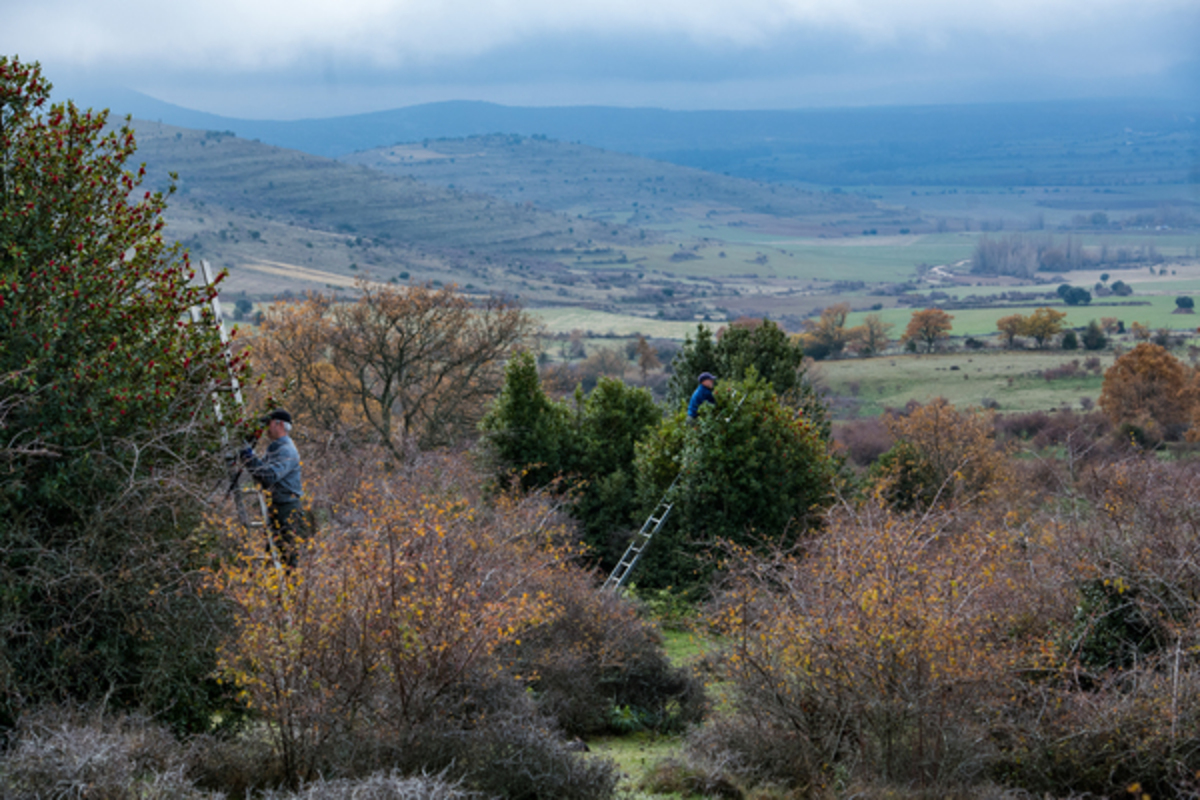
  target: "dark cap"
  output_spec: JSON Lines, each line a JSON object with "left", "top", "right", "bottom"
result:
{"left": 698, "top": 372, "right": 716, "bottom": 384}
{"left": 259, "top": 409, "right": 293, "bottom": 425}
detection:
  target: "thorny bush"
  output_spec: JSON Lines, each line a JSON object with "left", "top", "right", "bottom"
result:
{"left": 508, "top": 566, "right": 707, "bottom": 737}
{"left": 872, "top": 398, "right": 1012, "bottom": 511}
{"left": 705, "top": 501, "right": 1024, "bottom": 794}
{"left": 210, "top": 460, "right": 595, "bottom": 791}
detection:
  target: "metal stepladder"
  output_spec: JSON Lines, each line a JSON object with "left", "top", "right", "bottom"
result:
{"left": 193, "top": 259, "right": 270, "bottom": 529}
{"left": 601, "top": 388, "right": 747, "bottom": 592}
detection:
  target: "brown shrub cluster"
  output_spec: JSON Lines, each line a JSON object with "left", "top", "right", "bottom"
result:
{"left": 509, "top": 568, "right": 707, "bottom": 737}
{"left": 0, "top": 706, "right": 480, "bottom": 800}
{"left": 994, "top": 408, "right": 1112, "bottom": 454}
{"left": 205, "top": 451, "right": 625, "bottom": 797}
{"left": 681, "top": 452, "right": 1200, "bottom": 798}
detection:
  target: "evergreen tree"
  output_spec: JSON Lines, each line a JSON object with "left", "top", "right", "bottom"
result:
{"left": 479, "top": 350, "right": 572, "bottom": 490}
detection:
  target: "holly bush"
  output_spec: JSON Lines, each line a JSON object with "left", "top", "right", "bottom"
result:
{"left": 631, "top": 373, "right": 838, "bottom": 590}
{"left": 0, "top": 57, "right": 246, "bottom": 731}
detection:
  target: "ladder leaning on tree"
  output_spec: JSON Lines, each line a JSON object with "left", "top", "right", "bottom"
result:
{"left": 192, "top": 259, "right": 269, "bottom": 529}
{"left": 601, "top": 388, "right": 748, "bottom": 593}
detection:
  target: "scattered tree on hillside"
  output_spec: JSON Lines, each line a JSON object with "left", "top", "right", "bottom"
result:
{"left": 801, "top": 303, "right": 853, "bottom": 360}
{"left": 1021, "top": 307, "right": 1067, "bottom": 349}
{"left": 1056, "top": 285, "right": 1091, "bottom": 306}
{"left": 902, "top": 309, "right": 954, "bottom": 353}
{"left": 1081, "top": 319, "right": 1108, "bottom": 351}
{"left": 0, "top": 56, "right": 245, "bottom": 731}
{"left": 851, "top": 313, "right": 893, "bottom": 356}
{"left": 255, "top": 280, "right": 534, "bottom": 459}
{"left": 1176, "top": 296, "right": 1195, "bottom": 311}
{"left": 996, "top": 314, "right": 1026, "bottom": 349}
{"left": 1099, "top": 342, "right": 1195, "bottom": 443}
{"left": 634, "top": 335, "right": 661, "bottom": 380}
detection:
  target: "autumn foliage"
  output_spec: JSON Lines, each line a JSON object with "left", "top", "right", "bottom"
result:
{"left": 873, "top": 398, "right": 1011, "bottom": 510}
{"left": 208, "top": 472, "right": 577, "bottom": 784}
{"left": 901, "top": 308, "right": 953, "bottom": 352}
{"left": 1099, "top": 341, "right": 1196, "bottom": 443}
{"left": 708, "top": 501, "right": 1023, "bottom": 790}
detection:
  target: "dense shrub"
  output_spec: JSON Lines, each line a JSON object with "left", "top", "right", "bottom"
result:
{"left": 991, "top": 457, "right": 1200, "bottom": 796}
{"left": 639, "top": 753, "right": 744, "bottom": 799}
{"left": 995, "top": 409, "right": 1111, "bottom": 455}
{"left": 991, "top": 669, "right": 1200, "bottom": 799}
{"left": 207, "top": 458, "right": 613, "bottom": 793}
{"left": 481, "top": 355, "right": 662, "bottom": 568}
{"left": 702, "top": 502, "right": 1023, "bottom": 793}
{"left": 1099, "top": 342, "right": 1195, "bottom": 443}
{"left": 1040, "top": 358, "right": 1081, "bottom": 381}
{"left": 0, "top": 707, "right": 524, "bottom": 800}
{"left": 511, "top": 569, "right": 707, "bottom": 737}
{"left": 0, "top": 707, "right": 205, "bottom": 800}
{"left": 833, "top": 417, "right": 893, "bottom": 467}
{"left": 872, "top": 399, "right": 1010, "bottom": 510}
{"left": 260, "top": 771, "right": 479, "bottom": 800}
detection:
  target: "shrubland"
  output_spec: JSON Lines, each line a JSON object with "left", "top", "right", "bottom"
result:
{"left": 11, "top": 54, "right": 1200, "bottom": 800}
{"left": 647, "top": 391, "right": 1200, "bottom": 799}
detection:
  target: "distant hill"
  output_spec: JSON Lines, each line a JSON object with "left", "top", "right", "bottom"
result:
{"left": 131, "top": 121, "right": 620, "bottom": 250}
{"left": 340, "top": 134, "right": 872, "bottom": 224}
{"left": 81, "top": 92, "right": 1197, "bottom": 187}
{"left": 127, "top": 121, "right": 643, "bottom": 302}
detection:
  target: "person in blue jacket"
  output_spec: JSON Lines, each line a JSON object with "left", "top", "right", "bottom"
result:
{"left": 241, "top": 408, "right": 304, "bottom": 563}
{"left": 688, "top": 372, "right": 717, "bottom": 419}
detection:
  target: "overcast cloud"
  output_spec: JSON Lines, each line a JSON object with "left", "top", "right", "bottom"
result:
{"left": 3, "top": 0, "right": 1196, "bottom": 117}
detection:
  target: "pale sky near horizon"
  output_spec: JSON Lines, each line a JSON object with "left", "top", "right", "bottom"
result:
{"left": 2, "top": 0, "right": 1197, "bottom": 119}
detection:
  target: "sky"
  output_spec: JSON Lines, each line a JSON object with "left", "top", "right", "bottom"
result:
{"left": 3, "top": 0, "right": 1197, "bottom": 119}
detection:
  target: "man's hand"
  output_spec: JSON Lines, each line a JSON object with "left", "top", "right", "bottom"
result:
{"left": 239, "top": 445, "right": 255, "bottom": 462}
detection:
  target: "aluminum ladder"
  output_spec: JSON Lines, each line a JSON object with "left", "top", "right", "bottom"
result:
{"left": 193, "top": 259, "right": 269, "bottom": 529}
{"left": 602, "top": 472, "right": 682, "bottom": 592}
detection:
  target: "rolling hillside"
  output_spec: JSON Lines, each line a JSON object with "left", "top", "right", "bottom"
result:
{"left": 339, "top": 134, "right": 872, "bottom": 226}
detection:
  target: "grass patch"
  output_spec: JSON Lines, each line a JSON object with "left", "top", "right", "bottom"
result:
{"left": 530, "top": 307, "right": 702, "bottom": 337}
{"left": 589, "top": 734, "right": 689, "bottom": 799}
{"left": 811, "top": 350, "right": 1117, "bottom": 416}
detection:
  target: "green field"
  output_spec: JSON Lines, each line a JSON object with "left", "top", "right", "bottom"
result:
{"left": 811, "top": 350, "right": 1124, "bottom": 416}
{"left": 531, "top": 308, "right": 704, "bottom": 337}
{"left": 846, "top": 294, "right": 1200, "bottom": 337}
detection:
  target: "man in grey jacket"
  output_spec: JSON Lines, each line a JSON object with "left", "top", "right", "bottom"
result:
{"left": 241, "top": 408, "right": 304, "bottom": 564}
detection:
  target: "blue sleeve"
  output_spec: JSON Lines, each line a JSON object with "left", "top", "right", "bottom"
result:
{"left": 245, "top": 439, "right": 301, "bottom": 492}
{"left": 688, "top": 387, "right": 701, "bottom": 417}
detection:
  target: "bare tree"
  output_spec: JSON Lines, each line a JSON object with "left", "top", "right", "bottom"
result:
{"left": 255, "top": 280, "right": 535, "bottom": 460}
